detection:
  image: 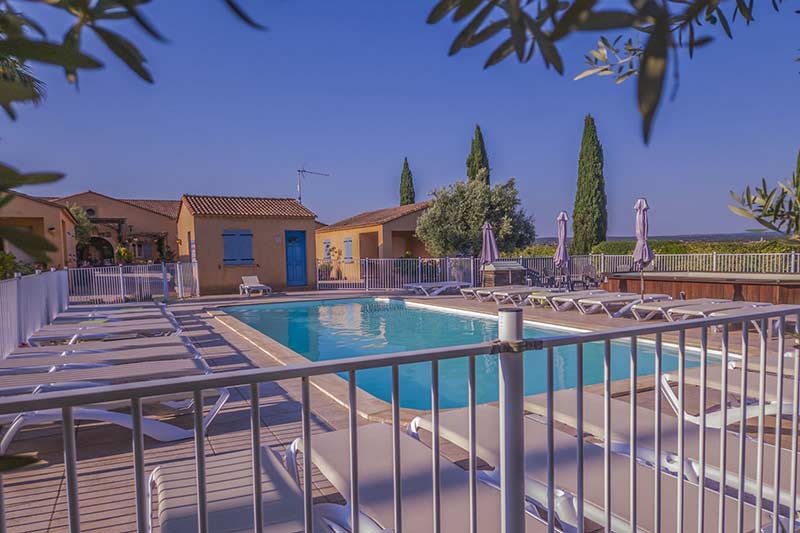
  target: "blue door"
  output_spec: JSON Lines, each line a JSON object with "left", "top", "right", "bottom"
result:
{"left": 285, "top": 230, "right": 307, "bottom": 287}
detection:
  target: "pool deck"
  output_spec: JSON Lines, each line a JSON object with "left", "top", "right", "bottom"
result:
{"left": 2, "top": 290, "right": 796, "bottom": 532}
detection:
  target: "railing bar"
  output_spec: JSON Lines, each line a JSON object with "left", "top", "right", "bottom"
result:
{"left": 717, "top": 325, "right": 729, "bottom": 533}
{"left": 654, "top": 333, "right": 662, "bottom": 533}
{"left": 697, "top": 327, "right": 707, "bottom": 533}
{"left": 391, "top": 364, "right": 403, "bottom": 533}
{"left": 771, "top": 317, "right": 785, "bottom": 530}
{"left": 754, "top": 319, "right": 768, "bottom": 532}
{"left": 131, "top": 398, "right": 148, "bottom": 533}
{"left": 547, "top": 345, "right": 555, "bottom": 532}
{"left": 576, "top": 343, "right": 585, "bottom": 532}
{"left": 193, "top": 390, "right": 208, "bottom": 533}
{"left": 790, "top": 312, "right": 800, "bottom": 525}
{"left": 63, "top": 406, "right": 81, "bottom": 533}
{"left": 348, "top": 371, "right": 360, "bottom": 533}
{"left": 250, "top": 383, "right": 264, "bottom": 533}
{"left": 603, "top": 339, "right": 612, "bottom": 532}
{"left": 468, "top": 355, "right": 477, "bottom": 533}
{"left": 677, "top": 329, "right": 685, "bottom": 533}
{"left": 736, "top": 326, "right": 749, "bottom": 533}
{"left": 300, "top": 378, "right": 312, "bottom": 533}
{"left": 629, "top": 336, "right": 637, "bottom": 532}
{"left": 431, "top": 360, "right": 441, "bottom": 533}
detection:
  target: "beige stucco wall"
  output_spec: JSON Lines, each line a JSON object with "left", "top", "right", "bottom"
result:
{"left": 60, "top": 192, "right": 177, "bottom": 256}
{"left": 315, "top": 209, "right": 429, "bottom": 260}
{"left": 0, "top": 194, "right": 76, "bottom": 267}
{"left": 183, "top": 213, "right": 318, "bottom": 294}
{"left": 315, "top": 224, "right": 384, "bottom": 262}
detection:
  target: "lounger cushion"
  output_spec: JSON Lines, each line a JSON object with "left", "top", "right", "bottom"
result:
{"left": 303, "top": 424, "right": 547, "bottom": 532}
{"left": 154, "top": 447, "right": 325, "bottom": 533}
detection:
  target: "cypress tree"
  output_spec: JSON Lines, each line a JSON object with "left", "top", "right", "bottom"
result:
{"left": 466, "top": 124, "right": 490, "bottom": 185}
{"left": 571, "top": 114, "right": 608, "bottom": 255}
{"left": 399, "top": 157, "right": 416, "bottom": 205}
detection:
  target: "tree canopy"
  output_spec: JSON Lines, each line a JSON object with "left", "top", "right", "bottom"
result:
{"left": 400, "top": 158, "right": 416, "bottom": 205}
{"left": 415, "top": 178, "right": 535, "bottom": 256}
{"left": 571, "top": 114, "right": 608, "bottom": 254}
{"left": 466, "top": 124, "right": 490, "bottom": 184}
{"left": 427, "top": 0, "right": 796, "bottom": 143}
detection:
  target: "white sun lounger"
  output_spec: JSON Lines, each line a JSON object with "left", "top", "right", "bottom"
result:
{"left": 26, "top": 319, "right": 179, "bottom": 345}
{"left": 540, "top": 290, "right": 608, "bottom": 312}
{"left": 0, "top": 337, "right": 193, "bottom": 375}
{"left": 0, "top": 339, "right": 230, "bottom": 451}
{"left": 8, "top": 335, "right": 186, "bottom": 357}
{"left": 661, "top": 364, "right": 800, "bottom": 429}
{"left": 576, "top": 293, "right": 672, "bottom": 318}
{"left": 287, "top": 423, "right": 548, "bottom": 532}
{"left": 240, "top": 275, "right": 272, "bottom": 297}
{"left": 630, "top": 298, "right": 731, "bottom": 321}
{"left": 709, "top": 303, "right": 800, "bottom": 340}
{"left": 460, "top": 284, "right": 520, "bottom": 301}
{"left": 491, "top": 286, "right": 562, "bottom": 306}
{"left": 410, "top": 405, "right": 768, "bottom": 532}
{"left": 525, "top": 389, "right": 800, "bottom": 516}
{"left": 403, "top": 281, "right": 470, "bottom": 296}
{"left": 666, "top": 301, "right": 771, "bottom": 322}
{"left": 151, "top": 447, "right": 342, "bottom": 532}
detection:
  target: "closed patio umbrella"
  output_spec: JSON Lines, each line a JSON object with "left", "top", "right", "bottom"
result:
{"left": 480, "top": 221, "right": 499, "bottom": 265}
{"left": 633, "top": 198, "right": 655, "bottom": 298}
{"left": 553, "top": 211, "right": 569, "bottom": 288}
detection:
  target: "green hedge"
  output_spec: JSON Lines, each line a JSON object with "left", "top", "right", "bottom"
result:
{"left": 502, "top": 244, "right": 557, "bottom": 258}
{"left": 590, "top": 239, "right": 800, "bottom": 255}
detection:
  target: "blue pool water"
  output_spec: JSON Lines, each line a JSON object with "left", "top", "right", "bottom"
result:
{"left": 225, "top": 298, "right": 700, "bottom": 410}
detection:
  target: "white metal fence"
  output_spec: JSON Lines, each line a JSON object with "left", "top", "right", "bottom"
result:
{"left": 0, "top": 269, "right": 68, "bottom": 359}
{"left": 67, "top": 262, "right": 199, "bottom": 304}
{"left": 0, "top": 305, "right": 798, "bottom": 532}
{"left": 317, "top": 252, "right": 800, "bottom": 290}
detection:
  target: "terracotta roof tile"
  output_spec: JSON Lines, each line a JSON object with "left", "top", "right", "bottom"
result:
{"left": 182, "top": 194, "right": 316, "bottom": 218}
{"left": 121, "top": 199, "right": 182, "bottom": 219}
{"left": 317, "top": 201, "right": 430, "bottom": 233}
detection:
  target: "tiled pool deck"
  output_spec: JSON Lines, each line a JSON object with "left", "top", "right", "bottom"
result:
{"left": 2, "top": 290, "right": 794, "bottom": 531}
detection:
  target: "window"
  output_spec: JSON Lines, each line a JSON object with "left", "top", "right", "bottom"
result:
{"left": 343, "top": 237, "right": 353, "bottom": 263}
{"left": 222, "top": 229, "right": 254, "bottom": 265}
{"left": 84, "top": 207, "right": 96, "bottom": 217}
{"left": 323, "top": 239, "right": 331, "bottom": 262}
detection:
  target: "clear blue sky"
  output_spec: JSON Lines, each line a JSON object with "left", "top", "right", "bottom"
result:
{"left": 7, "top": 1, "right": 799, "bottom": 237}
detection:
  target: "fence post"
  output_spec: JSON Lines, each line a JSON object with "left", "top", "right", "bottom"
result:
{"left": 315, "top": 259, "right": 320, "bottom": 291}
{"left": 176, "top": 262, "right": 185, "bottom": 299}
{"left": 445, "top": 257, "right": 450, "bottom": 282}
{"left": 470, "top": 257, "right": 475, "bottom": 287}
{"left": 13, "top": 273, "right": 22, "bottom": 348}
{"left": 118, "top": 266, "right": 125, "bottom": 304}
{"left": 192, "top": 261, "right": 200, "bottom": 297}
{"left": 364, "top": 259, "right": 370, "bottom": 292}
{"left": 712, "top": 252, "right": 718, "bottom": 272}
{"left": 417, "top": 257, "right": 422, "bottom": 284}
{"left": 600, "top": 253, "right": 605, "bottom": 273}
{"left": 497, "top": 307, "right": 525, "bottom": 533}
{"left": 161, "top": 262, "right": 169, "bottom": 302}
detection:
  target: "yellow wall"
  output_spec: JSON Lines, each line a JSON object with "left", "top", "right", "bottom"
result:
{"left": 315, "top": 209, "right": 429, "bottom": 261}
{"left": 0, "top": 194, "right": 76, "bottom": 267}
{"left": 177, "top": 208, "right": 318, "bottom": 294}
{"left": 59, "top": 192, "right": 177, "bottom": 257}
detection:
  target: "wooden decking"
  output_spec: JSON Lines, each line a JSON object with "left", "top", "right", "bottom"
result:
{"left": 2, "top": 290, "right": 797, "bottom": 531}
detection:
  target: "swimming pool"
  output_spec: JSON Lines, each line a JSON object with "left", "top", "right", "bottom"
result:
{"left": 225, "top": 298, "right": 700, "bottom": 410}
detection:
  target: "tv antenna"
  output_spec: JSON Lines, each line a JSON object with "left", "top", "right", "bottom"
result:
{"left": 296, "top": 167, "right": 330, "bottom": 204}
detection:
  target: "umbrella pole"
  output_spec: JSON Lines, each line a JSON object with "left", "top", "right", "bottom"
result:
{"left": 640, "top": 270, "right": 645, "bottom": 300}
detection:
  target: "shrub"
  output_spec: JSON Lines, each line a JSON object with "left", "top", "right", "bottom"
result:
{"left": 503, "top": 244, "right": 557, "bottom": 257}
{"left": 591, "top": 239, "right": 800, "bottom": 255}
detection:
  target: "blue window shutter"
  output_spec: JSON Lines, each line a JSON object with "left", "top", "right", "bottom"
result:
{"left": 223, "top": 229, "right": 254, "bottom": 265}
{"left": 344, "top": 238, "right": 353, "bottom": 262}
